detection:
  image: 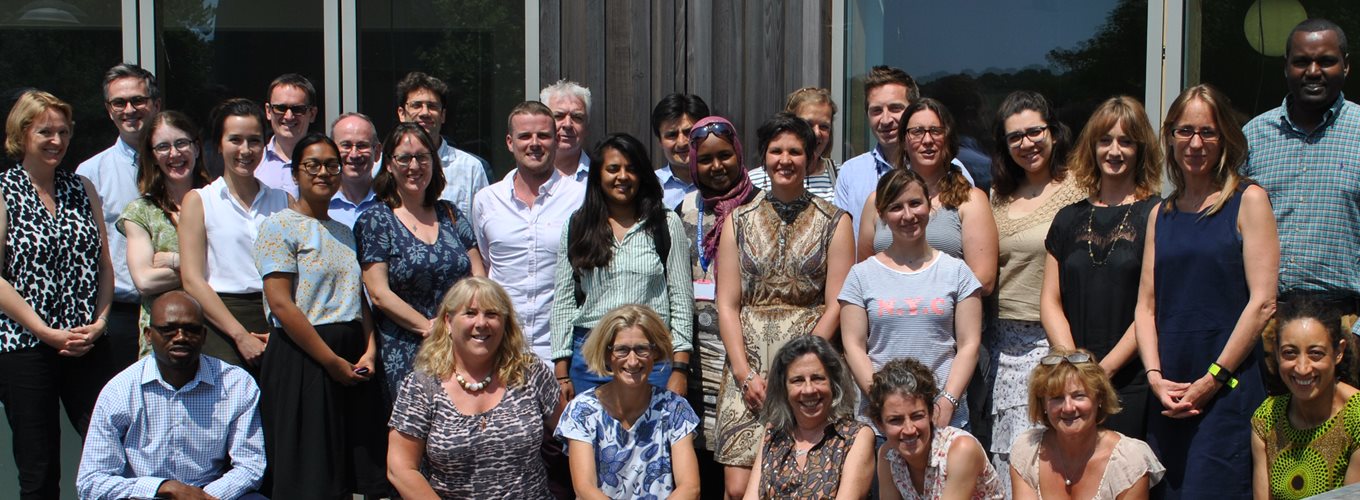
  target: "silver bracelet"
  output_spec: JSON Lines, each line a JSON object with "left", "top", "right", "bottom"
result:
{"left": 741, "top": 371, "right": 757, "bottom": 392}
{"left": 938, "top": 392, "right": 960, "bottom": 408}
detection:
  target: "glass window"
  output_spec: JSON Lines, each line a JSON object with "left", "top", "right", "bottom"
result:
{"left": 845, "top": 0, "right": 1148, "bottom": 190}
{"left": 1184, "top": 1, "right": 1360, "bottom": 118}
{"left": 358, "top": 1, "right": 525, "bottom": 177}
{"left": 0, "top": 1, "right": 123, "bottom": 167}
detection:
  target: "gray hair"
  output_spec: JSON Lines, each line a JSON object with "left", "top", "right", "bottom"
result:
{"left": 329, "top": 112, "right": 378, "bottom": 143}
{"left": 103, "top": 63, "right": 160, "bottom": 101}
{"left": 761, "top": 335, "right": 857, "bottom": 434}
{"left": 539, "top": 79, "right": 592, "bottom": 116}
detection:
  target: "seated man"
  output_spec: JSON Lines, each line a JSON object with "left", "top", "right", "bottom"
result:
{"left": 77, "top": 291, "right": 266, "bottom": 500}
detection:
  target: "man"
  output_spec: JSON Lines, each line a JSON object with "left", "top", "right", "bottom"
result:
{"left": 77, "top": 63, "right": 161, "bottom": 368}
{"left": 77, "top": 291, "right": 265, "bottom": 500}
{"left": 395, "top": 71, "right": 491, "bottom": 217}
{"left": 651, "top": 93, "right": 711, "bottom": 209}
{"left": 833, "top": 65, "right": 972, "bottom": 239}
{"left": 541, "top": 80, "right": 592, "bottom": 183}
{"left": 1243, "top": 18, "right": 1360, "bottom": 329}
{"left": 473, "top": 101, "right": 586, "bottom": 364}
{"left": 328, "top": 112, "right": 381, "bottom": 227}
{"left": 257, "top": 73, "right": 320, "bottom": 197}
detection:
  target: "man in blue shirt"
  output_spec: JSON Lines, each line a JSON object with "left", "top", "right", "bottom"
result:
{"left": 77, "top": 291, "right": 265, "bottom": 500}
{"left": 328, "top": 112, "right": 381, "bottom": 227}
{"left": 650, "top": 93, "right": 711, "bottom": 209}
{"left": 395, "top": 71, "right": 491, "bottom": 216}
{"left": 257, "top": 73, "right": 319, "bottom": 196}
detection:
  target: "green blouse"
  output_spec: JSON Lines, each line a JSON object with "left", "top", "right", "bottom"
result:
{"left": 1252, "top": 391, "right": 1360, "bottom": 499}
{"left": 115, "top": 198, "right": 180, "bottom": 350}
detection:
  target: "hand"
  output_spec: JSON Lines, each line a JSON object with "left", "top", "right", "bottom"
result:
{"left": 36, "top": 327, "right": 91, "bottom": 357}
{"left": 70, "top": 318, "right": 106, "bottom": 342}
{"left": 152, "top": 251, "right": 180, "bottom": 270}
{"left": 557, "top": 378, "right": 575, "bottom": 401}
{"left": 932, "top": 399, "right": 956, "bottom": 429}
{"left": 741, "top": 371, "right": 767, "bottom": 412}
{"left": 421, "top": 318, "right": 435, "bottom": 338}
{"left": 354, "top": 352, "right": 377, "bottom": 382}
{"left": 234, "top": 331, "right": 269, "bottom": 367}
{"left": 667, "top": 370, "right": 688, "bottom": 396}
{"left": 156, "top": 479, "right": 219, "bottom": 500}
{"left": 324, "top": 356, "right": 366, "bottom": 386}
{"left": 1175, "top": 374, "right": 1222, "bottom": 416}
{"left": 1149, "top": 376, "right": 1195, "bottom": 418}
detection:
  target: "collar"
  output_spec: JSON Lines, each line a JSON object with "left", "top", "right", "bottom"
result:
{"left": 871, "top": 144, "right": 893, "bottom": 175}
{"left": 139, "top": 354, "right": 216, "bottom": 392}
{"left": 114, "top": 137, "right": 138, "bottom": 160}
{"left": 438, "top": 137, "right": 455, "bottom": 162}
{"left": 212, "top": 176, "right": 269, "bottom": 207}
{"left": 575, "top": 151, "right": 591, "bottom": 181}
{"left": 1281, "top": 92, "right": 1348, "bottom": 134}
{"left": 513, "top": 166, "right": 567, "bottom": 200}
{"left": 265, "top": 137, "right": 288, "bottom": 163}
{"left": 657, "top": 165, "right": 694, "bottom": 188}
{"left": 331, "top": 185, "right": 376, "bottom": 206}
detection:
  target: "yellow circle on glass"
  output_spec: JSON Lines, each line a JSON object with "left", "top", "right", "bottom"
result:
{"left": 1243, "top": 0, "right": 1308, "bottom": 57}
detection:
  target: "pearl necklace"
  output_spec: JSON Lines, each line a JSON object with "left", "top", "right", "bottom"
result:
{"left": 455, "top": 372, "right": 493, "bottom": 392}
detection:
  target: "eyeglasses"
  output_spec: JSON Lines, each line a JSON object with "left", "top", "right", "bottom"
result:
{"left": 149, "top": 323, "right": 205, "bottom": 338}
{"left": 404, "top": 100, "right": 443, "bottom": 113}
{"left": 391, "top": 152, "right": 434, "bottom": 167}
{"left": 905, "top": 126, "right": 946, "bottom": 140}
{"left": 690, "top": 121, "right": 736, "bottom": 143}
{"left": 299, "top": 160, "right": 342, "bottom": 176}
{"left": 337, "top": 141, "right": 374, "bottom": 154}
{"left": 107, "top": 96, "right": 152, "bottom": 110}
{"left": 1040, "top": 352, "right": 1094, "bottom": 366}
{"left": 1005, "top": 126, "right": 1049, "bottom": 148}
{"left": 268, "top": 103, "right": 313, "bottom": 116}
{"left": 151, "top": 139, "right": 195, "bottom": 156}
{"left": 1171, "top": 127, "right": 1220, "bottom": 143}
{"left": 610, "top": 343, "right": 656, "bottom": 360}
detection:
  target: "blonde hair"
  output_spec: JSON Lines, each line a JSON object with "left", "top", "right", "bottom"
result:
{"left": 1026, "top": 347, "right": 1122, "bottom": 429}
{"left": 1068, "top": 96, "right": 1163, "bottom": 200}
{"left": 413, "top": 277, "right": 538, "bottom": 388}
{"left": 582, "top": 304, "right": 673, "bottom": 376}
{"left": 1161, "top": 84, "right": 1248, "bottom": 217}
{"left": 5, "top": 90, "right": 73, "bottom": 159}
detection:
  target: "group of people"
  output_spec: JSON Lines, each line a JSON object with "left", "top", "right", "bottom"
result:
{"left": 0, "top": 15, "right": 1358, "bottom": 500}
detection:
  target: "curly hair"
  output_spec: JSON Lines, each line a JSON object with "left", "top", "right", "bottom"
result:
{"left": 413, "top": 277, "right": 539, "bottom": 389}
{"left": 990, "top": 90, "right": 1070, "bottom": 199}
{"left": 868, "top": 357, "right": 939, "bottom": 424}
{"left": 1264, "top": 294, "right": 1360, "bottom": 389}
{"left": 896, "top": 98, "right": 970, "bottom": 209}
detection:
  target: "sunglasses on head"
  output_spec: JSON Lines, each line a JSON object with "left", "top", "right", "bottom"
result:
{"left": 1039, "top": 352, "right": 1094, "bottom": 366}
{"left": 690, "top": 121, "right": 735, "bottom": 142}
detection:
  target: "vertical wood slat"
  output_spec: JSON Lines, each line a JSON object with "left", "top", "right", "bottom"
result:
{"left": 603, "top": 0, "right": 651, "bottom": 147}
{"left": 688, "top": 0, "right": 713, "bottom": 114}
{"left": 539, "top": 0, "right": 561, "bottom": 92}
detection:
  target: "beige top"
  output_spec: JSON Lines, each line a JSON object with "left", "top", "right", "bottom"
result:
{"left": 991, "top": 177, "right": 1083, "bottom": 321}
{"left": 1010, "top": 428, "right": 1165, "bottom": 500}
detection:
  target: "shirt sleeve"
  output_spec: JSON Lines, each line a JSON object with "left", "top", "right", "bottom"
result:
{"left": 203, "top": 372, "right": 266, "bottom": 499}
{"left": 663, "top": 392, "right": 700, "bottom": 445}
{"left": 954, "top": 258, "right": 983, "bottom": 300}
{"left": 389, "top": 372, "right": 434, "bottom": 440}
{"left": 549, "top": 218, "right": 580, "bottom": 360}
{"left": 472, "top": 192, "right": 491, "bottom": 269}
{"left": 837, "top": 263, "right": 866, "bottom": 306}
{"left": 254, "top": 215, "right": 298, "bottom": 277}
{"left": 76, "top": 381, "right": 167, "bottom": 500}
{"left": 450, "top": 203, "right": 479, "bottom": 252}
{"left": 554, "top": 395, "right": 598, "bottom": 445}
{"left": 354, "top": 207, "right": 392, "bottom": 264}
{"left": 532, "top": 362, "right": 561, "bottom": 419}
{"left": 664, "top": 212, "right": 695, "bottom": 353}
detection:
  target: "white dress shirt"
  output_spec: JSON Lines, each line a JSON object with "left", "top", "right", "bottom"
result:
{"left": 76, "top": 139, "right": 141, "bottom": 303}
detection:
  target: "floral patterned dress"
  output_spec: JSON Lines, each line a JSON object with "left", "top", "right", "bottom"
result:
{"left": 556, "top": 386, "right": 699, "bottom": 499}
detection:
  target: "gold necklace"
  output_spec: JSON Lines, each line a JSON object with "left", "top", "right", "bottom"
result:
{"left": 1086, "top": 202, "right": 1134, "bottom": 267}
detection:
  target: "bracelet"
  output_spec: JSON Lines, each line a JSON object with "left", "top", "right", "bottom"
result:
{"left": 671, "top": 362, "right": 691, "bottom": 374}
{"left": 555, "top": 376, "right": 572, "bottom": 382}
{"left": 1145, "top": 368, "right": 1163, "bottom": 378}
{"left": 741, "top": 371, "right": 757, "bottom": 392}
{"left": 1208, "top": 362, "right": 1238, "bottom": 390}
{"left": 938, "top": 392, "right": 960, "bottom": 408}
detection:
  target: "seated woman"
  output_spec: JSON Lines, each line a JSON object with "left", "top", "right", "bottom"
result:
{"left": 744, "top": 335, "right": 875, "bottom": 499}
{"left": 1252, "top": 295, "right": 1360, "bottom": 500}
{"left": 387, "top": 277, "right": 561, "bottom": 498}
{"left": 1011, "top": 348, "right": 1164, "bottom": 500}
{"left": 556, "top": 304, "right": 700, "bottom": 499}
{"left": 870, "top": 358, "right": 1002, "bottom": 499}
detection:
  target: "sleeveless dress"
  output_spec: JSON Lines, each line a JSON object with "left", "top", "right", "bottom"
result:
{"left": 1149, "top": 186, "right": 1265, "bottom": 499}
{"left": 872, "top": 204, "right": 964, "bottom": 258}
{"left": 1251, "top": 392, "right": 1360, "bottom": 499}
{"left": 887, "top": 426, "right": 1004, "bottom": 500}
{"left": 715, "top": 193, "right": 843, "bottom": 466}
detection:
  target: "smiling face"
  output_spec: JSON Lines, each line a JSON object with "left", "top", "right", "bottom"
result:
{"left": 105, "top": 76, "right": 159, "bottom": 141}
{"left": 867, "top": 83, "right": 909, "bottom": 147}
{"left": 694, "top": 134, "right": 741, "bottom": 192}
{"left": 219, "top": 115, "right": 265, "bottom": 178}
{"left": 599, "top": 147, "right": 639, "bottom": 209}
{"left": 1286, "top": 29, "right": 1349, "bottom": 112}
{"left": 397, "top": 88, "right": 446, "bottom": 139}
{"left": 294, "top": 142, "right": 341, "bottom": 204}
{"left": 785, "top": 353, "right": 833, "bottom": 426}
{"left": 1277, "top": 317, "right": 1344, "bottom": 403}
{"left": 608, "top": 325, "right": 656, "bottom": 387}
{"left": 905, "top": 108, "right": 947, "bottom": 172}
{"left": 796, "top": 102, "right": 834, "bottom": 159}
{"left": 332, "top": 116, "right": 377, "bottom": 185}
{"left": 764, "top": 131, "right": 808, "bottom": 192}
{"left": 1096, "top": 120, "right": 1138, "bottom": 182}
{"left": 388, "top": 132, "right": 434, "bottom": 198}
{"left": 548, "top": 94, "right": 588, "bottom": 159}
{"left": 1171, "top": 99, "right": 1221, "bottom": 178}
{"left": 447, "top": 294, "right": 504, "bottom": 361}
{"left": 150, "top": 123, "right": 197, "bottom": 185}
{"left": 506, "top": 112, "right": 557, "bottom": 175}
{"left": 266, "top": 84, "right": 316, "bottom": 141}
{"left": 23, "top": 108, "right": 72, "bottom": 169}
{"left": 878, "top": 392, "right": 933, "bottom": 459}
{"left": 881, "top": 181, "right": 930, "bottom": 242}
{"left": 1044, "top": 375, "right": 1099, "bottom": 437}
{"left": 1004, "top": 110, "right": 1053, "bottom": 175}
{"left": 658, "top": 114, "right": 698, "bottom": 169}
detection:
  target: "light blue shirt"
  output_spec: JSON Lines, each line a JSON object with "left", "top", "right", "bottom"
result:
{"left": 833, "top": 145, "right": 974, "bottom": 240}
{"left": 255, "top": 209, "right": 364, "bottom": 327}
{"left": 76, "top": 139, "right": 141, "bottom": 303}
{"left": 77, "top": 355, "right": 264, "bottom": 500}
{"left": 656, "top": 165, "right": 696, "bottom": 210}
{"left": 328, "top": 187, "right": 380, "bottom": 228}
{"left": 255, "top": 138, "right": 298, "bottom": 197}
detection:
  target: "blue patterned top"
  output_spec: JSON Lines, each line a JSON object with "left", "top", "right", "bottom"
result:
{"left": 254, "top": 209, "right": 364, "bottom": 326}
{"left": 556, "top": 386, "right": 699, "bottom": 499}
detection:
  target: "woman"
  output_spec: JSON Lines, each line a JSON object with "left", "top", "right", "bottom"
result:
{"left": 388, "top": 277, "right": 561, "bottom": 498}
{"left": 1252, "top": 296, "right": 1360, "bottom": 499}
{"left": 857, "top": 98, "right": 998, "bottom": 297}
{"left": 1011, "top": 348, "right": 1165, "bottom": 499}
{"left": 256, "top": 133, "right": 388, "bottom": 498}
{"left": 550, "top": 133, "right": 692, "bottom": 398}
{"left": 356, "top": 122, "right": 485, "bottom": 400}
{"left": 987, "top": 90, "right": 1086, "bottom": 488}
{"left": 842, "top": 167, "right": 982, "bottom": 429}
{"left": 1134, "top": 83, "right": 1277, "bottom": 499}
{"left": 0, "top": 90, "right": 116, "bottom": 497}
{"left": 871, "top": 358, "right": 1003, "bottom": 499}
{"left": 747, "top": 87, "right": 840, "bottom": 202}
{"left": 179, "top": 98, "right": 289, "bottom": 369}
{"left": 744, "top": 335, "right": 875, "bottom": 499}
{"left": 556, "top": 304, "right": 701, "bottom": 499}
{"left": 715, "top": 112, "right": 854, "bottom": 498}
{"left": 676, "top": 115, "right": 761, "bottom": 456}
{"left": 1040, "top": 96, "right": 1162, "bottom": 439}
{"left": 120, "top": 111, "right": 210, "bottom": 354}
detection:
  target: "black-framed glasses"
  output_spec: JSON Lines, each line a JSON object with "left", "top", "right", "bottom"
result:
{"left": 107, "top": 96, "right": 152, "bottom": 110}
{"left": 267, "top": 103, "right": 313, "bottom": 116}
{"left": 151, "top": 139, "right": 195, "bottom": 156}
{"left": 905, "top": 126, "right": 946, "bottom": 140}
{"left": 404, "top": 100, "right": 443, "bottom": 113}
{"left": 1040, "top": 352, "right": 1094, "bottom": 366}
{"left": 391, "top": 152, "right": 434, "bottom": 167}
{"left": 1171, "top": 127, "right": 1220, "bottom": 143}
{"left": 299, "top": 160, "right": 342, "bottom": 176}
{"left": 1005, "top": 126, "right": 1049, "bottom": 148}
{"left": 149, "top": 323, "right": 205, "bottom": 338}
{"left": 610, "top": 343, "right": 656, "bottom": 360}
{"left": 690, "top": 121, "right": 735, "bottom": 143}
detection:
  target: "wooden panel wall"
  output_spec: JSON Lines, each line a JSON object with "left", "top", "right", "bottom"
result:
{"left": 539, "top": 0, "right": 832, "bottom": 167}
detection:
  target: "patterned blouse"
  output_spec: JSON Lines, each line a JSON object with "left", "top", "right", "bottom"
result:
{"left": 0, "top": 166, "right": 100, "bottom": 352}
{"left": 116, "top": 197, "right": 180, "bottom": 333}
{"left": 1252, "top": 392, "right": 1360, "bottom": 499}
{"left": 758, "top": 418, "right": 866, "bottom": 498}
{"left": 254, "top": 209, "right": 363, "bottom": 326}
{"left": 389, "top": 363, "right": 559, "bottom": 498}
{"left": 556, "top": 386, "right": 699, "bottom": 499}
{"left": 890, "top": 426, "right": 1006, "bottom": 499}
